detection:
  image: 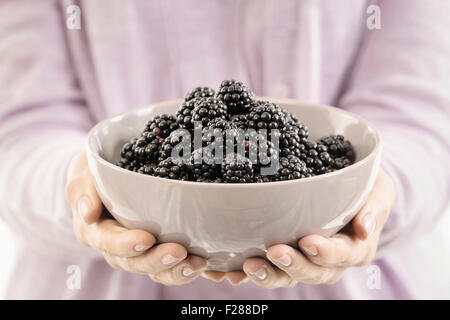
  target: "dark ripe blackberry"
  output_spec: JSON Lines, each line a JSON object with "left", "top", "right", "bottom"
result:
{"left": 247, "top": 101, "right": 287, "bottom": 130}
{"left": 187, "top": 148, "right": 220, "bottom": 181}
{"left": 191, "top": 97, "right": 228, "bottom": 126}
{"left": 176, "top": 98, "right": 200, "bottom": 130}
{"left": 132, "top": 131, "right": 164, "bottom": 164}
{"left": 222, "top": 155, "right": 254, "bottom": 183}
{"left": 205, "top": 117, "right": 235, "bottom": 131}
{"left": 155, "top": 157, "right": 188, "bottom": 180}
{"left": 253, "top": 175, "right": 273, "bottom": 183}
{"left": 185, "top": 87, "right": 215, "bottom": 102}
{"left": 333, "top": 156, "right": 353, "bottom": 170}
{"left": 118, "top": 158, "right": 140, "bottom": 172}
{"left": 216, "top": 79, "right": 255, "bottom": 114}
{"left": 201, "top": 119, "right": 232, "bottom": 151}
{"left": 146, "top": 114, "right": 179, "bottom": 138}
{"left": 158, "top": 130, "right": 191, "bottom": 162}
{"left": 230, "top": 114, "right": 248, "bottom": 130}
{"left": 282, "top": 121, "right": 309, "bottom": 141}
{"left": 137, "top": 164, "right": 157, "bottom": 175}
{"left": 279, "top": 131, "right": 303, "bottom": 157}
{"left": 246, "top": 133, "right": 279, "bottom": 168}
{"left": 318, "top": 134, "right": 355, "bottom": 162}
{"left": 273, "top": 155, "right": 309, "bottom": 181}
{"left": 120, "top": 140, "right": 136, "bottom": 161}
{"left": 299, "top": 140, "right": 333, "bottom": 175}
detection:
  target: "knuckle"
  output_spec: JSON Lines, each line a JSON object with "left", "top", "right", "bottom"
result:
{"left": 72, "top": 219, "right": 89, "bottom": 247}
{"left": 103, "top": 254, "right": 120, "bottom": 269}
{"left": 65, "top": 177, "right": 87, "bottom": 203}
{"left": 316, "top": 268, "right": 332, "bottom": 284}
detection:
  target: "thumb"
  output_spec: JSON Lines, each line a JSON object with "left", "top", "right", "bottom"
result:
{"left": 66, "top": 152, "right": 103, "bottom": 224}
{"left": 353, "top": 169, "right": 396, "bottom": 240}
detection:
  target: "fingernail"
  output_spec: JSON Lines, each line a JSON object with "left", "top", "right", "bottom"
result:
{"left": 77, "top": 196, "right": 91, "bottom": 222}
{"left": 182, "top": 267, "right": 196, "bottom": 278}
{"left": 134, "top": 245, "right": 151, "bottom": 252}
{"left": 250, "top": 268, "right": 267, "bottom": 281}
{"left": 161, "top": 254, "right": 182, "bottom": 265}
{"left": 362, "top": 211, "right": 377, "bottom": 236}
{"left": 302, "top": 245, "right": 318, "bottom": 256}
{"left": 273, "top": 254, "right": 292, "bottom": 267}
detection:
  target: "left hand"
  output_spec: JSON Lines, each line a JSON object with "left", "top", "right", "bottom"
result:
{"left": 203, "top": 168, "right": 396, "bottom": 287}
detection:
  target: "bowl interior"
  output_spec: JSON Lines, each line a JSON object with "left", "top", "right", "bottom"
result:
{"left": 88, "top": 98, "right": 379, "bottom": 168}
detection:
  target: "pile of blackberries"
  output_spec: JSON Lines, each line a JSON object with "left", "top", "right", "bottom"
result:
{"left": 117, "top": 80, "right": 355, "bottom": 183}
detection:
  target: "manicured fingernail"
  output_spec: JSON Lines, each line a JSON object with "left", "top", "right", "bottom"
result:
{"left": 362, "top": 211, "right": 376, "bottom": 236}
{"left": 250, "top": 268, "right": 267, "bottom": 281}
{"left": 273, "top": 254, "right": 292, "bottom": 267}
{"left": 134, "top": 245, "right": 151, "bottom": 252}
{"left": 77, "top": 196, "right": 91, "bottom": 222}
{"left": 302, "top": 245, "right": 318, "bottom": 256}
{"left": 161, "top": 254, "right": 182, "bottom": 265}
{"left": 182, "top": 267, "right": 195, "bottom": 277}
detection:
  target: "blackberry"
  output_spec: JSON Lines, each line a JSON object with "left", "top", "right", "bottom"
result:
{"left": 187, "top": 148, "right": 220, "bottom": 181}
{"left": 137, "top": 163, "right": 157, "bottom": 175}
{"left": 117, "top": 79, "right": 357, "bottom": 183}
{"left": 245, "top": 133, "right": 279, "bottom": 167}
{"left": 191, "top": 97, "right": 228, "bottom": 126}
{"left": 279, "top": 131, "right": 303, "bottom": 157}
{"left": 318, "top": 135, "right": 355, "bottom": 162}
{"left": 299, "top": 140, "right": 333, "bottom": 175}
{"left": 145, "top": 114, "right": 179, "bottom": 138}
{"left": 216, "top": 79, "right": 254, "bottom": 114}
{"left": 132, "top": 131, "right": 165, "bottom": 164}
{"left": 247, "top": 101, "right": 287, "bottom": 130}
{"left": 185, "top": 86, "right": 215, "bottom": 102}
{"left": 253, "top": 175, "right": 273, "bottom": 183}
{"left": 118, "top": 158, "right": 140, "bottom": 172}
{"left": 205, "top": 117, "right": 235, "bottom": 131}
{"left": 230, "top": 114, "right": 248, "bottom": 130}
{"left": 333, "top": 156, "right": 353, "bottom": 170}
{"left": 274, "top": 155, "right": 310, "bottom": 181}
{"left": 158, "top": 130, "right": 192, "bottom": 162}
{"left": 119, "top": 139, "right": 137, "bottom": 162}
{"left": 155, "top": 157, "right": 188, "bottom": 180}
{"left": 282, "top": 121, "right": 309, "bottom": 141}
{"left": 222, "top": 155, "right": 254, "bottom": 183}
{"left": 176, "top": 98, "right": 200, "bottom": 130}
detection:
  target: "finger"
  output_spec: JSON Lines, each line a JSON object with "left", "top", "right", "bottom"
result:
{"left": 243, "top": 258, "right": 295, "bottom": 288}
{"left": 103, "top": 253, "right": 120, "bottom": 269}
{"left": 66, "top": 152, "right": 103, "bottom": 224}
{"left": 151, "top": 255, "right": 207, "bottom": 286}
{"left": 202, "top": 271, "right": 226, "bottom": 283}
{"left": 353, "top": 169, "right": 395, "bottom": 240}
{"left": 80, "top": 218, "right": 157, "bottom": 257}
{"left": 225, "top": 271, "right": 248, "bottom": 285}
{"left": 114, "top": 242, "right": 188, "bottom": 274}
{"left": 297, "top": 234, "right": 366, "bottom": 268}
{"left": 266, "top": 245, "right": 340, "bottom": 284}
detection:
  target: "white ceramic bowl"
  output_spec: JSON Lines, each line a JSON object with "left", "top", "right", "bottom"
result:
{"left": 86, "top": 98, "right": 381, "bottom": 271}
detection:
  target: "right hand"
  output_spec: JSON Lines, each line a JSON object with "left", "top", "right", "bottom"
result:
{"left": 65, "top": 152, "right": 207, "bottom": 286}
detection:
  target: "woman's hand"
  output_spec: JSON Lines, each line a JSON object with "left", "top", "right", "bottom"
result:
{"left": 65, "top": 152, "right": 207, "bottom": 285}
{"left": 224, "top": 169, "right": 396, "bottom": 287}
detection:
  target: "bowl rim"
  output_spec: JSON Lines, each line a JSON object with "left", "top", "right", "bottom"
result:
{"left": 86, "top": 97, "right": 382, "bottom": 188}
